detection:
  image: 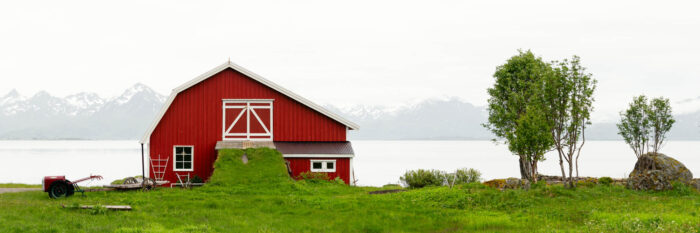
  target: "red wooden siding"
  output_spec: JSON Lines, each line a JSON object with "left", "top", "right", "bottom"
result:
{"left": 285, "top": 158, "right": 351, "bottom": 184}
{"left": 149, "top": 68, "right": 347, "bottom": 183}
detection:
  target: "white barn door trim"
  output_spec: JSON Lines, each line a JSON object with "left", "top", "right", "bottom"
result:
{"left": 222, "top": 99, "right": 273, "bottom": 141}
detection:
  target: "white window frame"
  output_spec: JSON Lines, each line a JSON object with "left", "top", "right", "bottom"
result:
{"left": 173, "top": 145, "right": 194, "bottom": 172}
{"left": 222, "top": 99, "right": 273, "bottom": 141}
{"left": 310, "top": 160, "right": 336, "bottom": 173}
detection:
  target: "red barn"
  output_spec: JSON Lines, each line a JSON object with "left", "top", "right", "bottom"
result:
{"left": 139, "top": 62, "right": 359, "bottom": 185}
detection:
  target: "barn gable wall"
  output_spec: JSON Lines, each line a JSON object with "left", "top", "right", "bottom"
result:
{"left": 149, "top": 68, "right": 347, "bottom": 182}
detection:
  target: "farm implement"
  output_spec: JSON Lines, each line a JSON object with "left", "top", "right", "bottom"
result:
{"left": 43, "top": 175, "right": 103, "bottom": 198}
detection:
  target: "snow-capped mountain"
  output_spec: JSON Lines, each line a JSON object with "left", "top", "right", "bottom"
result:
{"left": 109, "top": 83, "right": 166, "bottom": 105}
{"left": 328, "top": 98, "right": 493, "bottom": 140}
{"left": 0, "top": 90, "right": 105, "bottom": 117}
{"left": 330, "top": 98, "right": 700, "bottom": 140}
{"left": 0, "top": 85, "right": 698, "bottom": 140}
{"left": 64, "top": 92, "right": 105, "bottom": 116}
{"left": 0, "top": 89, "right": 28, "bottom": 115}
{"left": 0, "top": 84, "right": 166, "bottom": 139}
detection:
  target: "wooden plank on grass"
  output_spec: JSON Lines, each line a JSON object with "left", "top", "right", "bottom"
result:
{"left": 62, "top": 204, "right": 132, "bottom": 211}
{"left": 368, "top": 189, "right": 407, "bottom": 195}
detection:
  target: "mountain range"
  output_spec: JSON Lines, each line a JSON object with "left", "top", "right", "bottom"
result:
{"left": 335, "top": 99, "right": 700, "bottom": 140}
{"left": 1, "top": 85, "right": 699, "bottom": 140}
{"left": 0, "top": 84, "right": 165, "bottom": 139}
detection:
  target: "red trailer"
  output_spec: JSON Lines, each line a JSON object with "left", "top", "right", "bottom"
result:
{"left": 43, "top": 175, "right": 103, "bottom": 198}
{"left": 140, "top": 62, "right": 359, "bottom": 185}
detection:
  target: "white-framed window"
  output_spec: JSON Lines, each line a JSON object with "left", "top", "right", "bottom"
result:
{"left": 173, "top": 146, "right": 193, "bottom": 171}
{"left": 222, "top": 99, "right": 273, "bottom": 141}
{"left": 310, "top": 160, "right": 336, "bottom": 172}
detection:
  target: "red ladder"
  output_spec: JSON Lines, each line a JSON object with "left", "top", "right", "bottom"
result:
{"left": 150, "top": 154, "right": 169, "bottom": 181}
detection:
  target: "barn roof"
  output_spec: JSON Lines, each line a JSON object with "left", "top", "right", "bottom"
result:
{"left": 212, "top": 141, "right": 355, "bottom": 158}
{"left": 140, "top": 61, "right": 360, "bottom": 144}
{"left": 274, "top": 142, "right": 354, "bottom": 156}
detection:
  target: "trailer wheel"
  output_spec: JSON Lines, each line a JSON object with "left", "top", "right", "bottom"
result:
{"left": 123, "top": 177, "right": 138, "bottom": 184}
{"left": 142, "top": 178, "right": 156, "bottom": 190}
{"left": 48, "top": 181, "right": 69, "bottom": 199}
{"left": 65, "top": 180, "right": 75, "bottom": 197}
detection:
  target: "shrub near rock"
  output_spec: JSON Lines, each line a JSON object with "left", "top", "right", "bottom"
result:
{"left": 445, "top": 168, "right": 483, "bottom": 187}
{"left": 598, "top": 177, "right": 613, "bottom": 186}
{"left": 400, "top": 169, "right": 446, "bottom": 188}
{"left": 627, "top": 153, "right": 693, "bottom": 191}
{"left": 576, "top": 177, "right": 598, "bottom": 187}
{"left": 454, "top": 168, "right": 482, "bottom": 184}
{"left": 296, "top": 171, "right": 330, "bottom": 183}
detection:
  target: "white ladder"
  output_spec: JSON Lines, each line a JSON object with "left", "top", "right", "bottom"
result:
{"left": 175, "top": 173, "right": 191, "bottom": 188}
{"left": 150, "top": 154, "right": 169, "bottom": 181}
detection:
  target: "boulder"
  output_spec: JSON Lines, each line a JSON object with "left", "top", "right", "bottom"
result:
{"left": 484, "top": 178, "right": 530, "bottom": 190}
{"left": 483, "top": 179, "right": 506, "bottom": 189}
{"left": 693, "top": 179, "right": 700, "bottom": 191}
{"left": 626, "top": 153, "right": 693, "bottom": 191}
{"left": 505, "top": 178, "right": 530, "bottom": 190}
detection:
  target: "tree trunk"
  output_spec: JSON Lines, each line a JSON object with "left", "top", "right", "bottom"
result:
{"left": 576, "top": 124, "right": 586, "bottom": 179}
{"left": 531, "top": 159, "right": 538, "bottom": 182}
{"left": 557, "top": 149, "right": 567, "bottom": 185}
{"left": 568, "top": 159, "right": 574, "bottom": 187}
{"left": 519, "top": 156, "right": 532, "bottom": 181}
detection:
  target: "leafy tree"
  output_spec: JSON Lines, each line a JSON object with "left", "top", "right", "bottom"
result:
{"left": 543, "top": 56, "right": 596, "bottom": 187}
{"left": 484, "top": 50, "right": 553, "bottom": 181}
{"left": 617, "top": 96, "right": 650, "bottom": 157}
{"left": 647, "top": 97, "right": 674, "bottom": 154}
{"left": 509, "top": 106, "right": 554, "bottom": 181}
{"left": 617, "top": 96, "right": 675, "bottom": 158}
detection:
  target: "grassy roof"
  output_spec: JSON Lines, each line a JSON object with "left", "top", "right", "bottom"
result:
{"left": 206, "top": 148, "right": 294, "bottom": 194}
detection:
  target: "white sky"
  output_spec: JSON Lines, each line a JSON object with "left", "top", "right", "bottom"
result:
{"left": 1, "top": 0, "right": 699, "bottom": 122}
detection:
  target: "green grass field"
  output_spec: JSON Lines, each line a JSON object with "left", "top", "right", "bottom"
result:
{"left": 0, "top": 148, "right": 699, "bottom": 232}
{"left": 0, "top": 183, "right": 41, "bottom": 188}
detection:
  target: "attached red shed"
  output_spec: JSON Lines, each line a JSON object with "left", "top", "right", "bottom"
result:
{"left": 140, "top": 62, "right": 359, "bottom": 185}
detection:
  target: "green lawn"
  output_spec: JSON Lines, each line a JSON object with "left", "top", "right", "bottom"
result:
{"left": 0, "top": 183, "right": 41, "bottom": 188}
{"left": 0, "top": 148, "right": 698, "bottom": 232}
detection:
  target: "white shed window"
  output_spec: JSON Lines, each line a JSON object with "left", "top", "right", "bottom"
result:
{"left": 310, "top": 160, "right": 336, "bottom": 172}
{"left": 173, "top": 146, "right": 193, "bottom": 171}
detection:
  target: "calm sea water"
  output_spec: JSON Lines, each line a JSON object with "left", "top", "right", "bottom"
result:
{"left": 0, "top": 140, "right": 698, "bottom": 187}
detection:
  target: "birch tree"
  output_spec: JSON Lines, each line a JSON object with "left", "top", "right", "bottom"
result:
{"left": 617, "top": 96, "right": 674, "bottom": 157}
{"left": 617, "top": 96, "right": 651, "bottom": 158}
{"left": 542, "top": 56, "right": 596, "bottom": 187}
{"left": 647, "top": 97, "right": 674, "bottom": 154}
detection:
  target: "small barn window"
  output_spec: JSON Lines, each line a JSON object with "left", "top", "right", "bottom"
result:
{"left": 173, "top": 146, "right": 194, "bottom": 171}
{"left": 310, "top": 160, "right": 336, "bottom": 172}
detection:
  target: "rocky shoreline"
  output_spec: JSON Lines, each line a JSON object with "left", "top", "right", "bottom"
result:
{"left": 484, "top": 175, "right": 700, "bottom": 190}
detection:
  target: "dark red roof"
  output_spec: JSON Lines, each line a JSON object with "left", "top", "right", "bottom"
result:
{"left": 273, "top": 142, "right": 354, "bottom": 155}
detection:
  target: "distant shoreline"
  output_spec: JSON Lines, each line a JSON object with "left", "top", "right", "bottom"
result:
{"left": 3, "top": 139, "right": 699, "bottom": 142}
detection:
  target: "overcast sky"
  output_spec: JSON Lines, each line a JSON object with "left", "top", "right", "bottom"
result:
{"left": 1, "top": 0, "right": 699, "bottom": 122}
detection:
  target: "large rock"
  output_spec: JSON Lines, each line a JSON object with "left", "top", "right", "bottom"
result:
{"left": 484, "top": 178, "right": 530, "bottom": 190}
{"left": 626, "top": 153, "right": 693, "bottom": 191}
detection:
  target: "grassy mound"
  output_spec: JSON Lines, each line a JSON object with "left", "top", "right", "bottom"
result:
{"left": 206, "top": 148, "right": 294, "bottom": 194}
{"left": 206, "top": 148, "right": 360, "bottom": 196}
{"left": 208, "top": 148, "right": 291, "bottom": 185}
